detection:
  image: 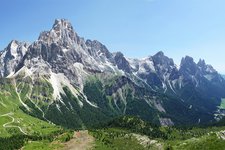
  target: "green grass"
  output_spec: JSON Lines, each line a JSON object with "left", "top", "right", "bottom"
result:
{"left": 0, "top": 78, "right": 71, "bottom": 150}
{"left": 0, "top": 102, "right": 59, "bottom": 137}
{"left": 168, "top": 133, "right": 225, "bottom": 150}
{"left": 0, "top": 78, "right": 60, "bottom": 137}
{"left": 23, "top": 140, "right": 63, "bottom": 150}
{"left": 91, "top": 127, "right": 225, "bottom": 150}
{"left": 94, "top": 140, "right": 114, "bottom": 150}
{"left": 0, "top": 116, "right": 11, "bottom": 137}
{"left": 219, "top": 98, "right": 225, "bottom": 109}
{"left": 90, "top": 128, "right": 147, "bottom": 150}
{"left": 91, "top": 116, "right": 225, "bottom": 150}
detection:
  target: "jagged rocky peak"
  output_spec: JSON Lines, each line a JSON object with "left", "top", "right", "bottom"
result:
{"left": 52, "top": 19, "right": 73, "bottom": 31}
{"left": 197, "top": 59, "right": 206, "bottom": 67}
{"left": 114, "top": 52, "right": 132, "bottom": 73}
{"left": 154, "top": 51, "right": 164, "bottom": 57}
{"left": 151, "top": 51, "right": 177, "bottom": 80}
{"left": 197, "top": 59, "right": 216, "bottom": 74}
{"left": 38, "top": 19, "right": 80, "bottom": 47}
{"left": 1, "top": 40, "right": 29, "bottom": 60}
{"left": 197, "top": 59, "right": 208, "bottom": 72}
{"left": 27, "top": 19, "right": 86, "bottom": 64}
{"left": 180, "top": 56, "right": 196, "bottom": 69}
{"left": 179, "top": 56, "right": 198, "bottom": 75}
{"left": 0, "top": 40, "right": 29, "bottom": 77}
{"left": 5, "top": 40, "right": 29, "bottom": 58}
{"left": 85, "top": 39, "right": 112, "bottom": 59}
{"left": 152, "top": 51, "right": 175, "bottom": 67}
{"left": 178, "top": 56, "right": 222, "bottom": 84}
{"left": 8, "top": 40, "right": 19, "bottom": 54}
{"left": 181, "top": 56, "right": 195, "bottom": 66}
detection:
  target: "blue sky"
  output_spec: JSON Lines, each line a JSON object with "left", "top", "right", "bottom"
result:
{"left": 0, "top": 0, "right": 225, "bottom": 73}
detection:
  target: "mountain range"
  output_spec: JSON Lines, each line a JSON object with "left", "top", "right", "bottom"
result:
{"left": 0, "top": 19, "right": 225, "bottom": 129}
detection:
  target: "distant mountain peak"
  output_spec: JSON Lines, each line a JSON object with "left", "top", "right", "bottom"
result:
{"left": 183, "top": 55, "right": 194, "bottom": 61}
{"left": 152, "top": 51, "right": 174, "bottom": 67}
{"left": 154, "top": 51, "right": 164, "bottom": 57}
{"left": 9, "top": 39, "right": 19, "bottom": 45}
{"left": 6, "top": 40, "right": 29, "bottom": 57}
{"left": 197, "top": 59, "right": 206, "bottom": 67}
{"left": 38, "top": 18, "right": 79, "bottom": 47}
{"left": 7, "top": 40, "right": 19, "bottom": 54}
{"left": 180, "top": 56, "right": 195, "bottom": 66}
{"left": 52, "top": 18, "right": 74, "bottom": 32}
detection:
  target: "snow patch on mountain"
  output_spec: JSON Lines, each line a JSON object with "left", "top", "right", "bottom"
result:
{"left": 49, "top": 72, "right": 65, "bottom": 100}
{"left": 10, "top": 41, "right": 19, "bottom": 58}
{"left": 204, "top": 74, "right": 214, "bottom": 81}
{"left": 49, "top": 72, "right": 84, "bottom": 105}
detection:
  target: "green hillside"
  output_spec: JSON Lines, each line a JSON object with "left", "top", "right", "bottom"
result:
{"left": 0, "top": 78, "right": 68, "bottom": 150}
{"left": 90, "top": 116, "right": 225, "bottom": 150}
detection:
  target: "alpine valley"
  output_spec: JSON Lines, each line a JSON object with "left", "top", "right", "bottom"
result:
{"left": 1, "top": 19, "right": 225, "bottom": 150}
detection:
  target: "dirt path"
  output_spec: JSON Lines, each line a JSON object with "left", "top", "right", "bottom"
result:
{"left": 0, "top": 112, "right": 27, "bottom": 135}
{"left": 63, "top": 130, "right": 94, "bottom": 150}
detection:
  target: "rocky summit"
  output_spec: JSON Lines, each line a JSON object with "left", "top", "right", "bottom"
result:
{"left": 1, "top": 19, "right": 225, "bottom": 128}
